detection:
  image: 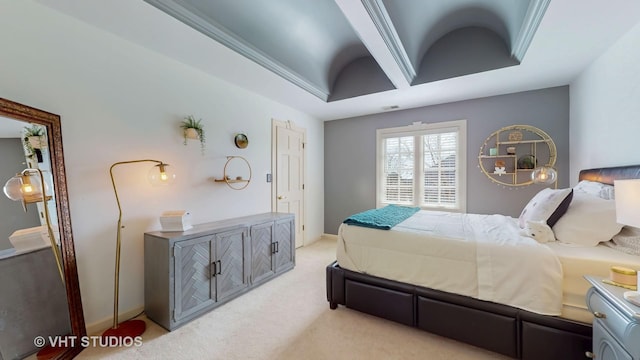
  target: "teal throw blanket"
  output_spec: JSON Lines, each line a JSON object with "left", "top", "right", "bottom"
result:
{"left": 343, "top": 205, "right": 420, "bottom": 230}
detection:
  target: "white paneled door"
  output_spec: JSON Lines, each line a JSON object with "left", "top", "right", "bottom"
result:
{"left": 272, "top": 120, "right": 305, "bottom": 248}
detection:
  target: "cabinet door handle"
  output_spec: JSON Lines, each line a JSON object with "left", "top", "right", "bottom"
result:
{"left": 271, "top": 242, "right": 276, "bottom": 254}
{"left": 585, "top": 351, "right": 595, "bottom": 358}
{"left": 217, "top": 260, "right": 222, "bottom": 275}
{"left": 275, "top": 241, "right": 279, "bottom": 253}
{"left": 211, "top": 261, "right": 217, "bottom": 278}
{"left": 593, "top": 311, "right": 606, "bottom": 319}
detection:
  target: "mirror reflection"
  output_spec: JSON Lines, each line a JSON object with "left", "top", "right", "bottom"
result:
{"left": 0, "top": 119, "right": 59, "bottom": 255}
{"left": 0, "top": 103, "right": 84, "bottom": 359}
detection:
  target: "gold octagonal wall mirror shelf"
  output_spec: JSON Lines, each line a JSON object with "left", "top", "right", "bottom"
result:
{"left": 214, "top": 156, "right": 252, "bottom": 190}
{"left": 478, "top": 125, "right": 556, "bottom": 187}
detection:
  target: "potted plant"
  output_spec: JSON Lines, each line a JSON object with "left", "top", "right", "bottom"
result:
{"left": 180, "top": 115, "right": 205, "bottom": 154}
{"left": 22, "top": 125, "right": 46, "bottom": 162}
{"left": 23, "top": 124, "right": 46, "bottom": 149}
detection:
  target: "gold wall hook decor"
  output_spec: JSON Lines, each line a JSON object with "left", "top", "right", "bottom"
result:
{"left": 234, "top": 133, "right": 249, "bottom": 149}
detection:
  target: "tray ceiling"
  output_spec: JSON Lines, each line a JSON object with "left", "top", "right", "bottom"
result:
{"left": 144, "top": 0, "right": 547, "bottom": 102}
{"left": 33, "top": 0, "right": 640, "bottom": 120}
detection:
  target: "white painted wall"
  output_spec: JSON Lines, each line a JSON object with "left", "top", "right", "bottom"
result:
{"left": 0, "top": 1, "right": 323, "bottom": 329}
{"left": 570, "top": 19, "right": 640, "bottom": 181}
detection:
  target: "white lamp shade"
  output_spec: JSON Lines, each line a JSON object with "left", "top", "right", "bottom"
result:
{"left": 532, "top": 166, "right": 557, "bottom": 184}
{"left": 3, "top": 173, "right": 44, "bottom": 201}
{"left": 147, "top": 163, "right": 177, "bottom": 186}
{"left": 614, "top": 179, "right": 640, "bottom": 228}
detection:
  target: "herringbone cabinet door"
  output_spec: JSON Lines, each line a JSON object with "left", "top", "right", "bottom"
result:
{"left": 215, "top": 228, "right": 249, "bottom": 301}
{"left": 275, "top": 219, "right": 294, "bottom": 270}
{"left": 174, "top": 236, "right": 215, "bottom": 321}
{"left": 251, "top": 222, "right": 275, "bottom": 284}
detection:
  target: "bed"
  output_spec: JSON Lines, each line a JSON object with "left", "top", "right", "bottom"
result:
{"left": 326, "top": 165, "right": 640, "bottom": 360}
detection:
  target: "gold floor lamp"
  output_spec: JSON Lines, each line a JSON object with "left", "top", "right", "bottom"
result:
{"left": 102, "top": 159, "right": 175, "bottom": 338}
{"left": 3, "top": 168, "right": 64, "bottom": 282}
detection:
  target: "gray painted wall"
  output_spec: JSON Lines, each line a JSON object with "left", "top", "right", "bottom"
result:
{"left": 0, "top": 138, "right": 40, "bottom": 251}
{"left": 324, "top": 86, "right": 569, "bottom": 234}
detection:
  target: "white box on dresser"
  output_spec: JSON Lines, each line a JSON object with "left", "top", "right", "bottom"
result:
{"left": 159, "top": 210, "right": 192, "bottom": 231}
{"left": 584, "top": 276, "right": 640, "bottom": 360}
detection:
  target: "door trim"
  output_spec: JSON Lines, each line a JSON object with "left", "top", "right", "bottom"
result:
{"left": 271, "top": 119, "right": 306, "bottom": 247}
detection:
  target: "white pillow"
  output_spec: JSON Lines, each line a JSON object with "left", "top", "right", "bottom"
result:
{"left": 573, "top": 180, "right": 615, "bottom": 200}
{"left": 518, "top": 188, "right": 573, "bottom": 228}
{"left": 552, "top": 192, "right": 623, "bottom": 247}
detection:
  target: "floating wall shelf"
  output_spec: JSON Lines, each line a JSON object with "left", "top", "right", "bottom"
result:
{"left": 213, "top": 156, "right": 252, "bottom": 190}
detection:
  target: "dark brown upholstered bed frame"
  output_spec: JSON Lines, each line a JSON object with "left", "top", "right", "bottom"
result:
{"left": 326, "top": 165, "right": 640, "bottom": 360}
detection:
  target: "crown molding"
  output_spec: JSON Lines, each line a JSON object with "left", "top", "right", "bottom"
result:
{"left": 144, "top": 0, "right": 329, "bottom": 101}
{"left": 512, "top": 0, "right": 551, "bottom": 61}
{"left": 361, "top": 0, "right": 416, "bottom": 83}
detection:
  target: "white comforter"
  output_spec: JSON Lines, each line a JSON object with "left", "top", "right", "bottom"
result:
{"left": 337, "top": 210, "right": 563, "bottom": 315}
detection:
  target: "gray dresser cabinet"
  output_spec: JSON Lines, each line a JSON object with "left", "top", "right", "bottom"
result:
{"left": 145, "top": 212, "right": 295, "bottom": 330}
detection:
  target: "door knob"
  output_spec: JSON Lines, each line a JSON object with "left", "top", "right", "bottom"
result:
{"left": 278, "top": 195, "right": 286, "bottom": 200}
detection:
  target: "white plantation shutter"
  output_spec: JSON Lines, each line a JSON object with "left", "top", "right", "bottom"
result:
{"left": 377, "top": 120, "right": 466, "bottom": 211}
{"left": 423, "top": 131, "right": 458, "bottom": 208}
{"left": 382, "top": 136, "right": 414, "bottom": 204}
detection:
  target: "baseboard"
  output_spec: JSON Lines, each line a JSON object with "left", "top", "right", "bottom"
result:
{"left": 301, "top": 233, "right": 337, "bottom": 247}
{"left": 322, "top": 233, "right": 338, "bottom": 241}
{"left": 86, "top": 306, "right": 145, "bottom": 336}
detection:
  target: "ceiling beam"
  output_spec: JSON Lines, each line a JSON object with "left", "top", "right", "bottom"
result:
{"left": 334, "top": 0, "right": 411, "bottom": 89}
{"left": 361, "top": 0, "right": 416, "bottom": 84}
{"left": 512, "top": 0, "right": 551, "bottom": 61}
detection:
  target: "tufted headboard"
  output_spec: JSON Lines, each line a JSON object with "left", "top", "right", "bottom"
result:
{"left": 579, "top": 165, "right": 640, "bottom": 185}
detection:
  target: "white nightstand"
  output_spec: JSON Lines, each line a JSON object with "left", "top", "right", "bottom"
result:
{"left": 584, "top": 276, "right": 640, "bottom": 360}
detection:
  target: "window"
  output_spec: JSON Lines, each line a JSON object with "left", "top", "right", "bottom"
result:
{"left": 376, "top": 120, "right": 467, "bottom": 211}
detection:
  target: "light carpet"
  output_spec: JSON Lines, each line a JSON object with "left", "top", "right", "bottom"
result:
{"left": 78, "top": 237, "right": 509, "bottom": 359}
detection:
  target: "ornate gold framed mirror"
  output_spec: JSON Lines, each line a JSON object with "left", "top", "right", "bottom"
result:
{"left": 0, "top": 98, "right": 86, "bottom": 359}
